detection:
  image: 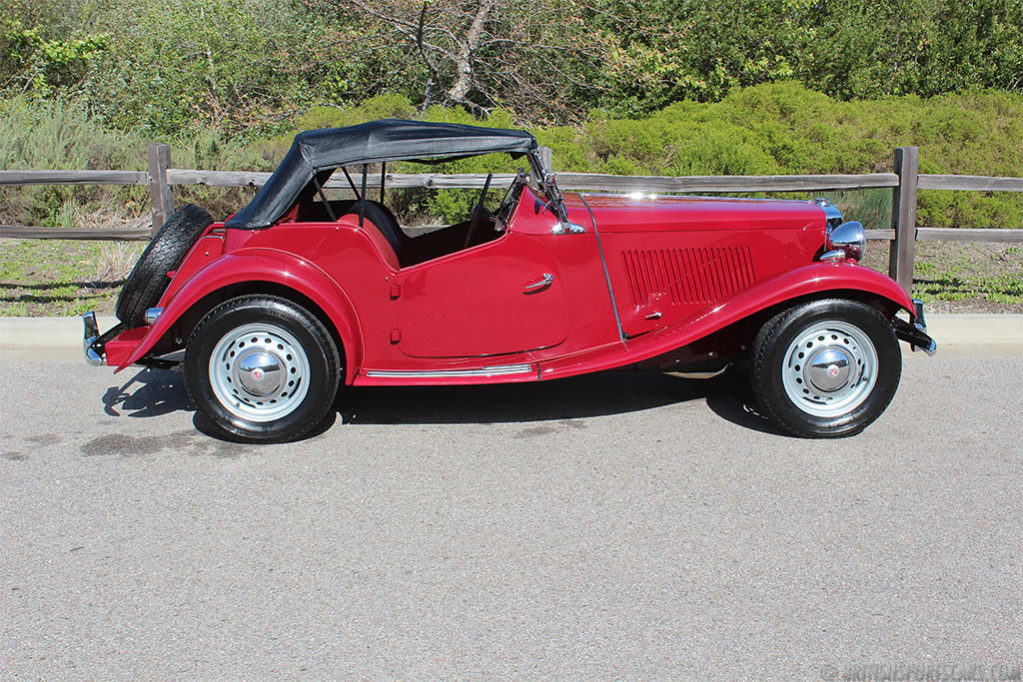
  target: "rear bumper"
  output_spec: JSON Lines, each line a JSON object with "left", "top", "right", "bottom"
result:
{"left": 83, "top": 312, "right": 104, "bottom": 365}
{"left": 892, "top": 299, "right": 937, "bottom": 356}
{"left": 82, "top": 312, "right": 133, "bottom": 366}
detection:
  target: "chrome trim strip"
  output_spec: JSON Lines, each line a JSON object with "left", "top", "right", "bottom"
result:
{"left": 666, "top": 363, "right": 732, "bottom": 380}
{"left": 814, "top": 198, "right": 844, "bottom": 227}
{"left": 579, "top": 194, "right": 626, "bottom": 345}
{"left": 365, "top": 363, "right": 534, "bottom": 379}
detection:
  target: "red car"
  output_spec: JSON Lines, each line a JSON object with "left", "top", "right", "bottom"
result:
{"left": 84, "top": 119, "right": 936, "bottom": 442}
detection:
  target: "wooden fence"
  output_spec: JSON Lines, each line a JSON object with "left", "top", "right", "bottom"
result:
{"left": 1, "top": 143, "right": 1021, "bottom": 293}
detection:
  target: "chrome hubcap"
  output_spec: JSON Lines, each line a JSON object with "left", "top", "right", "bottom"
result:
{"left": 235, "top": 352, "right": 282, "bottom": 396}
{"left": 806, "top": 347, "right": 853, "bottom": 393}
{"left": 780, "top": 321, "right": 877, "bottom": 418}
{"left": 208, "top": 323, "right": 310, "bottom": 422}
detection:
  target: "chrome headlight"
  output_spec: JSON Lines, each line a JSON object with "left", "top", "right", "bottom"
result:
{"left": 826, "top": 221, "right": 866, "bottom": 261}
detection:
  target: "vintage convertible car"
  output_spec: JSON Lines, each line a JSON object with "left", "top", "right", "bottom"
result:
{"left": 83, "top": 119, "right": 936, "bottom": 442}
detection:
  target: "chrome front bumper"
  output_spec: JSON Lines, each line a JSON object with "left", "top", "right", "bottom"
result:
{"left": 892, "top": 299, "right": 938, "bottom": 356}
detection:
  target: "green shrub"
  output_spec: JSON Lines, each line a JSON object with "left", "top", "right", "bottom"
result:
{"left": 538, "top": 83, "right": 1023, "bottom": 228}
{"left": 0, "top": 96, "right": 146, "bottom": 225}
{"left": 2, "top": 83, "right": 1021, "bottom": 230}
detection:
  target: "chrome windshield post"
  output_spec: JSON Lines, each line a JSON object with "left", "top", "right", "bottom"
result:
{"left": 528, "top": 149, "right": 585, "bottom": 234}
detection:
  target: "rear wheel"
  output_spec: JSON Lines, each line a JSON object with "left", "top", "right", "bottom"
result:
{"left": 184, "top": 295, "right": 341, "bottom": 443}
{"left": 751, "top": 299, "right": 901, "bottom": 437}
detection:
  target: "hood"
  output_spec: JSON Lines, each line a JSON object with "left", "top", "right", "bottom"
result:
{"left": 570, "top": 194, "right": 826, "bottom": 234}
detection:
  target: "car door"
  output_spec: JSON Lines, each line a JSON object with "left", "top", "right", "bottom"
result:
{"left": 394, "top": 231, "right": 570, "bottom": 358}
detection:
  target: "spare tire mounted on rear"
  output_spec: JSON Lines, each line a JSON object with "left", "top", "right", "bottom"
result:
{"left": 116, "top": 204, "right": 213, "bottom": 327}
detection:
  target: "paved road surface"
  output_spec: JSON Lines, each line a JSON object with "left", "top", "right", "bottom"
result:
{"left": 2, "top": 357, "right": 1021, "bottom": 679}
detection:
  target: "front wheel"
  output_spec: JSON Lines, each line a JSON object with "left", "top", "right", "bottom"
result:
{"left": 751, "top": 299, "right": 901, "bottom": 438}
{"left": 184, "top": 296, "right": 341, "bottom": 443}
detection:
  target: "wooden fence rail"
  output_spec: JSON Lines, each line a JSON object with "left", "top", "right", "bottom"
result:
{"left": 2, "top": 143, "right": 1022, "bottom": 293}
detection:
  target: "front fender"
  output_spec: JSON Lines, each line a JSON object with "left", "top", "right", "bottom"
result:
{"left": 648, "top": 260, "right": 916, "bottom": 353}
{"left": 114, "top": 249, "right": 362, "bottom": 377}
{"left": 706, "top": 260, "right": 916, "bottom": 323}
{"left": 541, "top": 260, "right": 917, "bottom": 381}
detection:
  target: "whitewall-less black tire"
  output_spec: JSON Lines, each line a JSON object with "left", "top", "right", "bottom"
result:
{"left": 751, "top": 299, "right": 901, "bottom": 438}
{"left": 184, "top": 296, "right": 341, "bottom": 443}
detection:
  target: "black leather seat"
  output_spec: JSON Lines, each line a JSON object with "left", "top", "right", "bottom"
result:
{"left": 345, "top": 200, "right": 409, "bottom": 266}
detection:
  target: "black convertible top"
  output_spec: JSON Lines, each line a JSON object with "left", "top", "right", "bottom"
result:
{"left": 225, "top": 119, "right": 538, "bottom": 230}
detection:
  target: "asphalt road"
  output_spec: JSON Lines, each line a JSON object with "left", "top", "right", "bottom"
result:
{"left": 1, "top": 357, "right": 1021, "bottom": 679}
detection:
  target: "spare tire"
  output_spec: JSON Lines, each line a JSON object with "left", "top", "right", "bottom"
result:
{"left": 116, "top": 204, "right": 213, "bottom": 326}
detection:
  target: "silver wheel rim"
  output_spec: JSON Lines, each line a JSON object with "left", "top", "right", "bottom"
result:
{"left": 208, "top": 322, "right": 311, "bottom": 422}
{"left": 780, "top": 320, "right": 878, "bottom": 418}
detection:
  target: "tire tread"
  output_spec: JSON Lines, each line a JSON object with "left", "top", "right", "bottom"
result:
{"left": 116, "top": 204, "right": 212, "bottom": 326}
{"left": 183, "top": 295, "right": 341, "bottom": 443}
{"left": 751, "top": 299, "right": 901, "bottom": 438}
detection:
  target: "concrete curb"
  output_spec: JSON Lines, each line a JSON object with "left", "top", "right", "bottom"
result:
{"left": 1, "top": 316, "right": 119, "bottom": 363}
{"left": 1, "top": 314, "right": 1021, "bottom": 362}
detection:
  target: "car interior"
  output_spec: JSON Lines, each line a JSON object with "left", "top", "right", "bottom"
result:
{"left": 281, "top": 165, "right": 530, "bottom": 270}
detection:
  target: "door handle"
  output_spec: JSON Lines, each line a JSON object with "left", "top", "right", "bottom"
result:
{"left": 523, "top": 273, "right": 554, "bottom": 293}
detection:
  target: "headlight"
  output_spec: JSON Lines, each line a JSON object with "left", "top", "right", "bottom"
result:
{"left": 825, "top": 221, "right": 866, "bottom": 261}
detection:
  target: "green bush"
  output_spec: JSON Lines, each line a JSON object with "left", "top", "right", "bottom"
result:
{"left": 2, "top": 83, "right": 1021, "bottom": 230}
{"left": 0, "top": 96, "right": 146, "bottom": 225}
{"left": 538, "top": 83, "right": 1023, "bottom": 228}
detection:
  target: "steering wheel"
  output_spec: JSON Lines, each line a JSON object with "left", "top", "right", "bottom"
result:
{"left": 463, "top": 172, "right": 493, "bottom": 250}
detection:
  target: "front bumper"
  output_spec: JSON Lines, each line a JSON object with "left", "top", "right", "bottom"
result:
{"left": 892, "top": 299, "right": 937, "bottom": 356}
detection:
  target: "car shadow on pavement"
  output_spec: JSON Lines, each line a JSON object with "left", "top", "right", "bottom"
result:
{"left": 102, "top": 367, "right": 191, "bottom": 418}
{"left": 339, "top": 369, "right": 785, "bottom": 434}
{"left": 100, "top": 366, "right": 785, "bottom": 436}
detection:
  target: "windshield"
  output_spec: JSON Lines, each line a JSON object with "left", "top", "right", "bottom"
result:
{"left": 526, "top": 149, "right": 568, "bottom": 223}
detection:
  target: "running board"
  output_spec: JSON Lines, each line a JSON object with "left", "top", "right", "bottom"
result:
{"left": 363, "top": 363, "right": 534, "bottom": 379}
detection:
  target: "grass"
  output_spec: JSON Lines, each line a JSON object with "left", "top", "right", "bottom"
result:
{"left": 859, "top": 240, "right": 1023, "bottom": 312}
{"left": 0, "top": 239, "right": 143, "bottom": 316}
{"left": 3, "top": 227, "right": 1020, "bottom": 317}
{"left": 0, "top": 200, "right": 148, "bottom": 316}
{"left": 909, "top": 242, "right": 1023, "bottom": 310}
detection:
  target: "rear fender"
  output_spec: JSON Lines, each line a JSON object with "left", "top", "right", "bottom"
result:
{"left": 115, "top": 249, "right": 362, "bottom": 378}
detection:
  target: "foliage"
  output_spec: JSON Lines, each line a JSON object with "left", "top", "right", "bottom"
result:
{"left": 2, "top": 82, "right": 1022, "bottom": 230}
{"left": 534, "top": 83, "right": 1023, "bottom": 229}
{"left": 590, "top": 0, "right": 810, "bottom": 112}
{"left": 0, "top": 96, "right": 145, "bottom": 226}
{"left": 2, "top": 0, "right": 1022, "bottom": 130}
{"left": 800, "top": 0, "right": 1023, "bottom": 100}
{"left": 1, "top": 19, "right": 108, "bottom": 96}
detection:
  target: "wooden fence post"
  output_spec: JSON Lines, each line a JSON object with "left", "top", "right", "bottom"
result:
{"left": 148, "top": 143, "right": 174, "bottom": 237}
{"left": 538, "top": 146, "right": 553, "bottom": 171}
{"left": 889, "top": 146, "right": 919, "bottom": 294}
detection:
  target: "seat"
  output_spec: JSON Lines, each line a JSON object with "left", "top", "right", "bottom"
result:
{"left": 344, "top": 200, "right": 407, "bottom": 269}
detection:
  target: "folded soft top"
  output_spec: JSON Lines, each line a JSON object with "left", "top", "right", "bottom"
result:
{"left": 225, "top": 119, "right": 538, "bottom": 230}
